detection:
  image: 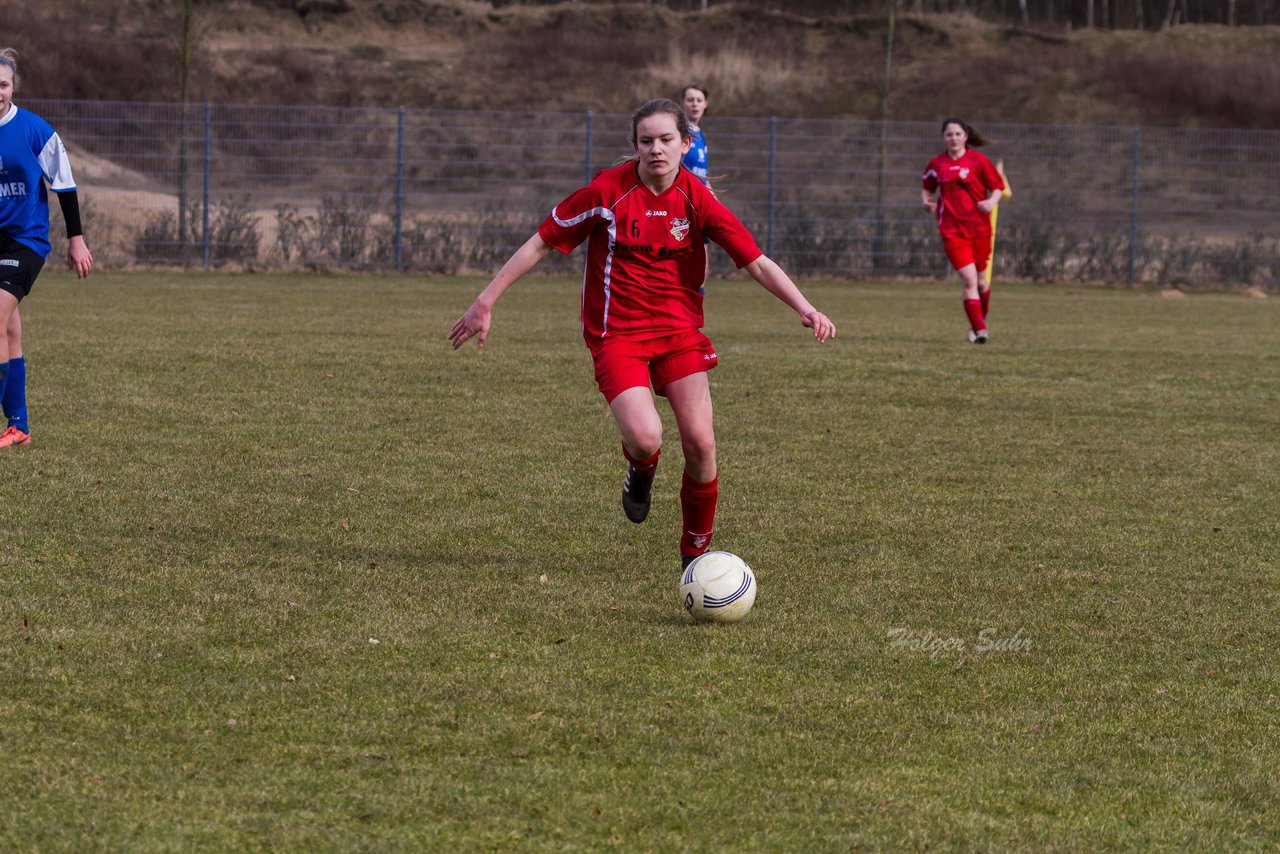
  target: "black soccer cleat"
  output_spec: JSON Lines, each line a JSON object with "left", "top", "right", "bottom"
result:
{"left": 682, "top": 554, "right": 697, "bottom": 571}
{"left": 622, "top": 466, "right": 654, "bottom": 523}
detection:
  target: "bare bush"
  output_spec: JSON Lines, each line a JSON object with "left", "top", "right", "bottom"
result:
{"left": 273, "top": 203, "right": 312, "bottom": 263}
{"left": 207, "top": 196, "right": 261, "bottom": 265}
{"left": 316, "top": 195, "right": 378, "bottom": 266}
{"left": 134, "top": 198, "right": 260, "bottom": 266}
{"left": 135, "top": 201, "right": 202, "bottom": 266}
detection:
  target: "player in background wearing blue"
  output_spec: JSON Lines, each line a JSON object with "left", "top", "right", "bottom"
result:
{"left": 0, "top": 48, "right": 94, "bottom": 448}
{"left": 680, "top": 83, "right": 713, "bottom": 289}
{"left": 680, "top": 83, "right": 710, "bottom": 186}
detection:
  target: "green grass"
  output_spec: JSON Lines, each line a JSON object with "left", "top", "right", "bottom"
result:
{"left": 3, "top": 270, "right": 1277, "bottom": 851}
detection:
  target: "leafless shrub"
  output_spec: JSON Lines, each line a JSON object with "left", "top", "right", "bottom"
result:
{"left": 316, "top": 195, "right": 378, "bottom": 265}
{"left": 397, "top": 208, "right": 543, "bottom": 275}
{"left": 1141, "top": 233, "right": 1279, "bottom": 288}
{"left": 135, "top": 201, "right": 201, "bottom": 265}
{"left": 1202, "top": 235, "right": 1279, "bottom": 288}
{"left": 207, "top": 196, "right": 261, "bottom": 265}
{"left": 273, "top": 203, "right": 312, "bottom": 263}
{"left": 134, "top": 198, "right": 259, "bottom": 266}
{"left": 1002, "top": 216, "right": 1070, "bottom": 281}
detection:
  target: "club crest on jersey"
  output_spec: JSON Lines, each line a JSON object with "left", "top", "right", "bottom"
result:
{"left": 959, "top": 167, "right": 970, "bottom": 179}
{"left": 669, "top": 218, "right": 690, "bottom": 242}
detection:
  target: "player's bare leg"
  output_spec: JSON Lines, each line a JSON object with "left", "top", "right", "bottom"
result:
{"left": 610, "top": 386, "right": 663, "bottom": 523}
{"left": 6, "top": 307, "right": 20, "bottom": 361}
{"left": 665, "top": 372, "right": 718, "bottom": 568}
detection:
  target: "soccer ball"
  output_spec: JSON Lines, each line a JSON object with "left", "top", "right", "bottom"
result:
{"left": 680, "top": 551, "right": 757, "bottom": 623}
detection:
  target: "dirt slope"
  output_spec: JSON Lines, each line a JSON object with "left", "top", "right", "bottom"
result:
{"left": 3, "top": 0, "right": 1279, "bottom": 127}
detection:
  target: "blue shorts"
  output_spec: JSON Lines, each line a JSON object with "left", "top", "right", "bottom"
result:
{"left": 0, "top": 236, "right": 45, "bottom": 301}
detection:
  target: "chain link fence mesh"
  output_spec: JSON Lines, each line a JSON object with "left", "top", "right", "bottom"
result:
{"left": 34, "top": 99, "right": 1280, "bottom": 288}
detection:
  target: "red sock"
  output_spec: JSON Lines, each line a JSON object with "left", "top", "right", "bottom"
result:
{"left": 623, "top": 444, "right": 660, "bottom": 476}
{"left": 979, "top": 287, "right": 990, "bottom": 319}
{"left": 679, "top": 471, "right": 718, "bottom": 558}
{"left": 964, "top": 299, "right": 986, "bottom": 332}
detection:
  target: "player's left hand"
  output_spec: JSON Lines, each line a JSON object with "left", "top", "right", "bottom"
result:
{"left": 449, "top": 300, "right": 492, "bottom": 350}
{"left": 67, "top": 235, "right": 93, "bottom": 279}
{"left": 802, "top": 310, "right": 836, "bottom": 343}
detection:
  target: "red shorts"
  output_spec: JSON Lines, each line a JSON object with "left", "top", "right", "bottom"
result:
{"left": 587, "top": 329, "right": 718, "bottom": 403}
{"left": 942, "top": 235, "right": 992, "bottom": 273}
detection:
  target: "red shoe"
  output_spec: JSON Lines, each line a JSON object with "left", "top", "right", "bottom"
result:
{"left": 0, "top": 425, "right": 30, "bottom": 447}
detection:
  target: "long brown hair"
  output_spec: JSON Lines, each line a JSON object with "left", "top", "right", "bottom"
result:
{"left": 630, "top": 98, "right": 691, "bottom": 146}
{"left": 941, "top": 116, "right": 993, "bottom": 147}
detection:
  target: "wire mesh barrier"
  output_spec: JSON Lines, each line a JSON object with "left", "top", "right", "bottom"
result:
{"left": 32, "top": 99, "right": 1280, "bottom": 288}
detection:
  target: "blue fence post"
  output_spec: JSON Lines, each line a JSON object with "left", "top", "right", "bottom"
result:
{"left": 584, "top": 111, "right": 594, "bottom": 185}
{"left": 1127, "top": 125, "right": 1141, "bottom": 287}
{"left": 202, "top": 102, "right": 212, "bottom": 268}
{"left": 766, "top": 115, "right": 777, "bottom": 258}
{"left": 395, "top": 106, "right": 405, "bottom": 273}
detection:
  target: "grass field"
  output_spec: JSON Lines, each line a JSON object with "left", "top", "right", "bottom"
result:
{"left": 3, "top": 270, "right": 1277, "bottom": 850}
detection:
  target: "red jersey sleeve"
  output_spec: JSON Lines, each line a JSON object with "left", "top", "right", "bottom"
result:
{"left": 922, "top": 158, "right": 941, "bottom": 193}
{"left": 696, "top": 184, "right": 763, "bottom": 269}
{"left": 538, "top": 183, "right": 608, "bottom": 255}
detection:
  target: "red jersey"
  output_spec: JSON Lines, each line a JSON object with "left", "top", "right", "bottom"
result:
{"left": 921, "top": 149, "right": 1005, "bottom": 240}
{"left": 538, "top": 162, "right": 762, "bottom": 341}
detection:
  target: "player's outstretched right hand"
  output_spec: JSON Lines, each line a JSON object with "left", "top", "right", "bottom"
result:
{"left": 802, "top": 310, "right": 837, "bottom": 343}
{"left": 449, "top": 301, "right": 492, "bottom": 350}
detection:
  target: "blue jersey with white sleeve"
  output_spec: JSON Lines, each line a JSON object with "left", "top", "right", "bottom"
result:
{"left": 0, "top": 105, "right": 77, "bottom": 256}
{"left": 682, "top": 124, "right": 709, "bottom": 185}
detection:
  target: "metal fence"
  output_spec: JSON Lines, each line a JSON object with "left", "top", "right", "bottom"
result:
{"left": 33, "top": 99, "right": 1280, "bottom": 288}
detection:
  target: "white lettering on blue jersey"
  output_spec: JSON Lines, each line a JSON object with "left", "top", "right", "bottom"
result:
{"left": 0, "top": 104, "right": 78, "bottom": 255}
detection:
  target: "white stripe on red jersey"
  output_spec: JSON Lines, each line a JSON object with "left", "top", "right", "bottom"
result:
{"left": 539, "top": 162, "right": 761, "bottom": 341}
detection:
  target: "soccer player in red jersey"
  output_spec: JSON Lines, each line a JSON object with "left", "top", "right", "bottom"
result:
{"left": 921, "top": 117, "right": 1005, "bottom": 344}
{"left": 450, "top": 98, "right": 836, "bottom": 571}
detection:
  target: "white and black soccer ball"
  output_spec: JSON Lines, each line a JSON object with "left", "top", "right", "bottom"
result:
{"left": 680, "top": 551, "right": 757, "bottom": 623}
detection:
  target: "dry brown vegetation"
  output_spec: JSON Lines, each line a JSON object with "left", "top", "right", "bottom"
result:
{"left": 1, "top": 0, "right": 1278, "bottom": 127}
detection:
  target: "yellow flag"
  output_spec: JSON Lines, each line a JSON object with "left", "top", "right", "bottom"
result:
{"left": 986, "top": 160, "right": 1012, "bottom": 285}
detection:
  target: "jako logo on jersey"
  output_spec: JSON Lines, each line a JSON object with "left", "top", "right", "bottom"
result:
{"left": 669, "top": 218, "right": 690, "bottom": 241}
{"left": 645, "top": 210, "right": 667, "bottom": 217}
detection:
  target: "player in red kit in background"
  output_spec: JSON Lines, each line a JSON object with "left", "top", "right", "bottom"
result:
{"left": 921, "top": 117, "right": 1005, "bottom": 344}
{"left": 450, "top": 98, "right": 835, "bottom": 571}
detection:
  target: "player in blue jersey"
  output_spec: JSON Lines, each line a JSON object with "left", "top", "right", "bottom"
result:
{"left": 680, "top": 83, "right": 712, "bottom": 288}
{"left": 680, "top": 83, "right": 710, "bottom": 186}
{"left": 0, "top": 48, "right": 94, "bottom": 448}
